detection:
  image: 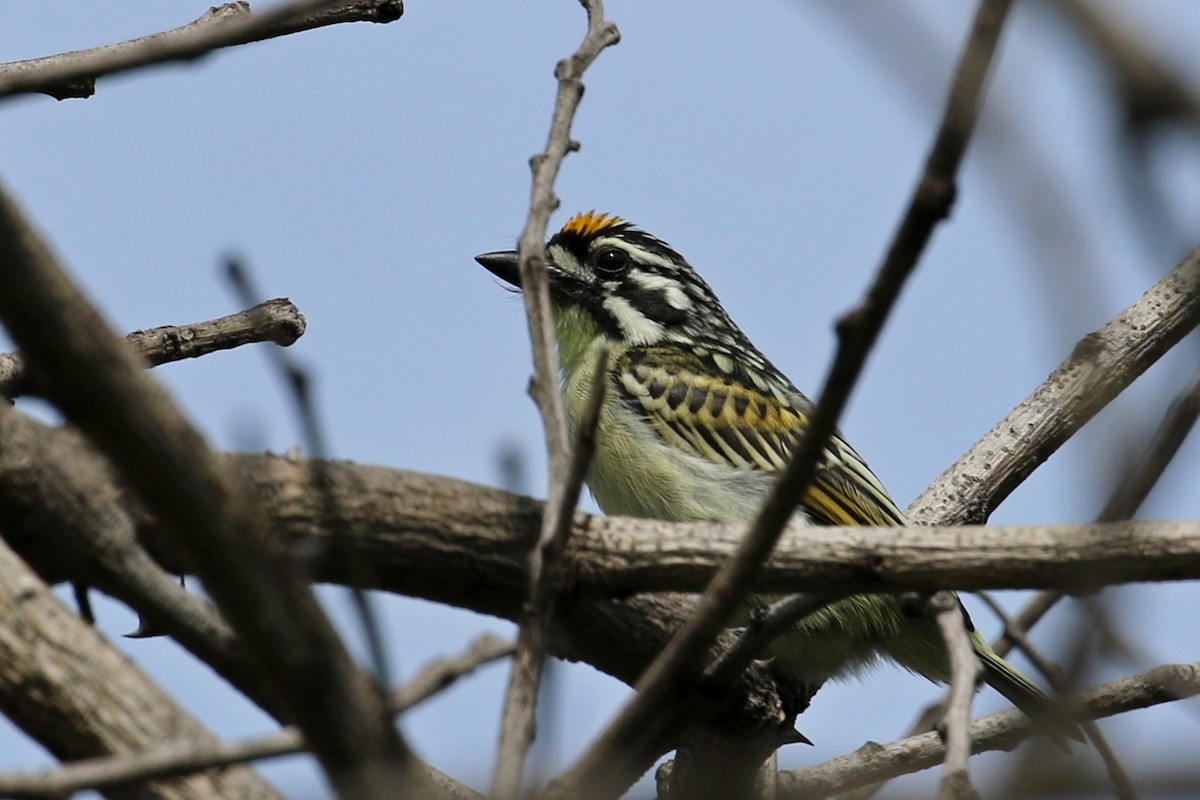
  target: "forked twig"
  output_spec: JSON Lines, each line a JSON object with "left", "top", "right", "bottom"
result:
{"left": 490, "top": 0, "right": 620, "bottom": 796}
{"left": 0, "top": 0, "right": 401, "bottom": 101}
{"left": 931, "top": 592, "right": 981, "bottom": 799}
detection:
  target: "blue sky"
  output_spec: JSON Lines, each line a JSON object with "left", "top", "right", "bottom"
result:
{"left": 1, "top": 2, "right": 1198, "bottom": 797}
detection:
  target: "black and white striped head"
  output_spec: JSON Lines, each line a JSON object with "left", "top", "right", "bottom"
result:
{"left": 477, "top": 212, "right": 742, "bottom": 348}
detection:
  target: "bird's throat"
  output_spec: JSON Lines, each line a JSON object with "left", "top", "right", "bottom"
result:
{"left": 553, "top": 304, "right": 604, "bottom": 379}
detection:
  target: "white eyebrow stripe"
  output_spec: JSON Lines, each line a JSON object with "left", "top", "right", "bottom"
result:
{"left": 594, "top": 237, "right": 677, "bottom": 271}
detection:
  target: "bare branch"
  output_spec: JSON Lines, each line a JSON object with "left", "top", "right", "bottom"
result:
{"left": 0, "top": 635, "right": 511, "bottom": 799}
{"left": 910, "top": 245, "right": 1200, "bottom": 525}
{"left": 0, "top": 179, "right": 428, "bottom": 797}
{"left": 0, "top": 298, "right": 305, "bottom": 399}
{"left": 923, "top": 357, "right": 1200, "bottom": 800}
{"left": 776, "top": 662, "right": 1200, "bottom": 799}
{"left": 987, "top": 365, "right": 1200, "bottom": 669}
{"left": 225, "top": 256, "right": 393, "bottom": 692}
{"left": 570, "top": 515, "right": 1200, "bottom": 595}
{"left": 982, "top": 371, "right": 1200, "bottom": 798}
{"left": 493, "top": 1, "right": 620, "bottom": 795}
{"left": 976, "top": 594, "right": 1065, "bottom": 687}
{"left": 0, "top": 0, "right": 402, "bottom": 102}
{"left": 5, "top": 442, "right": 1189, "bottom": 610}
{"left": 977, "top": 595, "right": 1140, "bottom": 800}
{"left": 116, "top": 452, "right": 1200, "bottom": 613}
{"left": 392, "top": 634, "right": 516, "bottom": 711}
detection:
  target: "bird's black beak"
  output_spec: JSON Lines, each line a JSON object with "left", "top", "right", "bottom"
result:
{"left": 475, "top": 250, "right": 521, "bottom": 288}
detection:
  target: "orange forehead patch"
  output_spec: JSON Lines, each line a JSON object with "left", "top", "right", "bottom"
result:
{"left": 560, "top": 211, "right": 623, "bottom": 239}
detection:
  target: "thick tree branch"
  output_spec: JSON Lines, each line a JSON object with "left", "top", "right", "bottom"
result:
{"left": 0, "top": 439, "right": 1187, "bottom": 639}
{"left": 0, "top": 298, "right": 305, "bottom": 398}
{"left": 175, "top": 457, "right": 1200, "bottom": 606}
{"left": 0, "top": 539, "right": 281, "bottom": 800}
{"left": 0, "top": 0, "right": 402, "bottom": 102}
{"left": 1, "top": 431, "right": 1195, "bottom": 660}
{"left": 0, "top": 180, "right": 429, "bottom": 798}
{"left": 561, "top": 516, "right": 1200, "bottom": 596}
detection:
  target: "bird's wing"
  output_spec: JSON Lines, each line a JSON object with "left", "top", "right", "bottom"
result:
{"left": 617, "top": 347, "right": 906, "bottom": 526}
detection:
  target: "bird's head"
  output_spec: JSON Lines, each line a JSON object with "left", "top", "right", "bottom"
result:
{"left": 476, "top": 212, "right": 738, "bottom": 349}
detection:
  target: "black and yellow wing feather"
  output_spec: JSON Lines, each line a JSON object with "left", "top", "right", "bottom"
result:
{"left": 616, "top": 345, "right": 905, "bottom": 527}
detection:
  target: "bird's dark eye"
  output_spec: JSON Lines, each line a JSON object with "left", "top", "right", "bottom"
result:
{"left": 592, "top": 247, "right": 629, "bottom": 278}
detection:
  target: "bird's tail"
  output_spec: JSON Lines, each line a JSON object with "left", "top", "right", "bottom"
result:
{"left": 971, "top": 631, "right": 1085, "bottom": 748}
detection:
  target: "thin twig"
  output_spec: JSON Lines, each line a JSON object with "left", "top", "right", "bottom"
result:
{"left": 547, "top": 3, "right": 1014, "bottom": 798}
{"left": 494, "top": 345, "right": 611, "bottom": 798}
{"left": 0, "top": 298, "right": 305, "bottom": 398}
{"left": 225, "top": 257, "right": 393, "bottom": 690}
{"left": 980, "top": 613, "right": 1139, "bottom": 796}
{"left": 495, "top": 354, "right": 609, "bottom": 789}
{"left": 0, "top": 0, "right": 402, "bottom": 101}
{"left": 776, "top": 662, "right": 1200, "bottom": 800}
{"left": 930, "top": 593, "right": 981, "bottom": 800}
{"left": 392, "top": 634, "right": 516, "bottom": 711}
{"left": 976, "top": 594, "right": 1063, "bottom": 682}
{"left": 1051, "top": 0, "right": 1200, "bottom": 260}
{"left": 491, "top": 1, "right": 619, "bottom": 796}
{"left": 910, "top": 268, "right": 1200, "bottom": 526}
{"left": 1098, "top": 370, "right": 1200, "bottom": 524}
{"left": 0, "top": 635, "right": 511, "bottom": 799}
{"left": 1074, "top": 722, "right": 1141, "bottom": 800}
{"left": 704, "top": 593, "right": 841, "bottom": 688}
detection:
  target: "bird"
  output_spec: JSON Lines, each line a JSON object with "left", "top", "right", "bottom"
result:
{"left": 476, "top": 211, "right": 1081, "bottom": 744}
